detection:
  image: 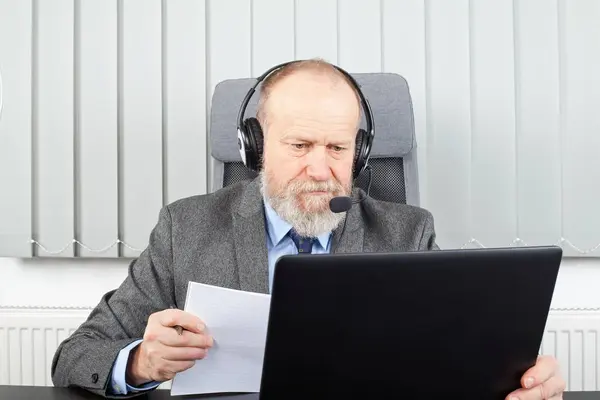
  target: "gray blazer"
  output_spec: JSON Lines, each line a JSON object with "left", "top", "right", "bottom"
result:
{"left": 51, "top": 177, "right": 438, "bottom": 397}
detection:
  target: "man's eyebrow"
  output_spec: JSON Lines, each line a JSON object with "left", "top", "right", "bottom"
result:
{"left": 279, "top": 133, "right": 353, "bottom": 146}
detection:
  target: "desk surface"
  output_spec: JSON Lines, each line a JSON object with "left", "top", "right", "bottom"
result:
{"left": 1, "top": 386, "right": 599, "bottom": 400}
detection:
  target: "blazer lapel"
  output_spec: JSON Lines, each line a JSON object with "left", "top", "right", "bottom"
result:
{"left": 232, "top": 179, "right": 270, "bottom": 294}
{"left": 331, "top": 192, "right": 365, "bottom": 254}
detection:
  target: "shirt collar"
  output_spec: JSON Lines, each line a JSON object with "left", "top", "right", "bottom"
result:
{"left": 263, "top": 198, "right": 331, "bottom": 249}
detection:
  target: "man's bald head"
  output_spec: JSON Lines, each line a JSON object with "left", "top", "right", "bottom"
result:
{"left": 256, "top": 59, "right": 361, "bottom": 131}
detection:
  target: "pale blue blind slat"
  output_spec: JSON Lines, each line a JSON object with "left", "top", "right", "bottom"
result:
{"left": 252, "top": 0, "right": 294, "bottom": 73}
{"left": 469, "top": 0, "right": 518, "bottom": 247}
{"left": 208, "top": 0, "right": 252, "bottom": 84}
{"left": 561, "top": 0, "right": 600, "bottom": 256}
{"left": 165, "top": 0, "right": 207, "bottom": 203}
{"left": 337, "top": 0, "right": 382, "bottom": 73}
{"left": 515, "top": 0, "right": 562, "bottom": 248}
{"left": 381, "top": 0, "right": 428, "bottom": 208}
{"left": 0, "top": 0, "right": 33, "bottom": 257}
{"left": 35, "top": 0, "right": 74, "bottom": 257}
{"left": 295, "top": 0, "right": 338, "bottom": 62}
{"left": 78, "top": 0, "right": 119, "bottom": 257}
{"left": 121, "top": 0, "right": 163, "bottom": 257}
{"left": 206, "top": 0, "right": 251, "bottom": 190}
{"left": 426, "top": 0, "right": 472, "bottom": 250}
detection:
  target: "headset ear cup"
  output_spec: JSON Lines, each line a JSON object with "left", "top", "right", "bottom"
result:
{"left": 353, "top": 129, "right": 367, "bottom": 179}
{"left": 243, "top": 117, "right": 264, "bottom": 171}
{"left": 252, "top": 120, "right": 264, "bottom": 170}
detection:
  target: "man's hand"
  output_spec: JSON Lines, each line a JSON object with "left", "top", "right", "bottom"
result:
{"left": 126, "top": 308, "right": 213, "bottom": 385}
{"left": 506, "top": 355, "right": 565, "bottom": 400}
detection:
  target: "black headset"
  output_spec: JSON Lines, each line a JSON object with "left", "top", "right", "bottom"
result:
{"left": 236, "top": 60, "right": 375, "bottom": 180}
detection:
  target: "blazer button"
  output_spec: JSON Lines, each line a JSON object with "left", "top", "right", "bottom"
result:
{"left": 91, "top": 373, "right": 99, "bottom": 383}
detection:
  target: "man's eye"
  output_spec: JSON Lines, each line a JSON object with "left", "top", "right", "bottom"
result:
{"left": 292, "top": 143, "right": 307, "bottom": 149}
{"left": 331, "top": 145, "right": 345, "bottom": 152}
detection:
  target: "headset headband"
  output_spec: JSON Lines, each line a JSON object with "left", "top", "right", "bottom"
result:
{"left": 236, "top": 61, "right": 374, "bottom": 139}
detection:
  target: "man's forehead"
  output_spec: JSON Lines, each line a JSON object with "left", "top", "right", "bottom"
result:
{"left": 266, "top": 82, "right": 359, "bottom": 120}
{"left": 268, "top": 71, "right": 355, "bottom": 97}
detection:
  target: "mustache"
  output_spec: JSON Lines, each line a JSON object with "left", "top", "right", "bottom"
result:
{"left": 286, "top": 179, "right": 344, "bottom": 193}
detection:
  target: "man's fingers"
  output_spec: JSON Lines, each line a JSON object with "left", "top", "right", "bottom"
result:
{"left": 161, "top": 346, "right": 208, "bottom": 361}
{"left": 546, "top": 376, "right": 566, "bottom": 398}
{"left": 160, "top": 329, "right": 214, "bottom": 348}
{"left": 521, "top": 355, "right": 559, "bottom": 390}
{"left": 506, "top": 375, "right": 566, "bottom": 400}
{"left": 157, "top": 309, "right": 205, "bottom": 333}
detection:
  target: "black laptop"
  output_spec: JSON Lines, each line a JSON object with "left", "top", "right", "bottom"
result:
{"left": 258, "top": 246, "right": 562, "bottom": 400}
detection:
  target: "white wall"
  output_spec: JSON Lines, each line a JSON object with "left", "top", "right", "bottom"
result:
{"left": 1, "top": 257, "right": 600, "bottom": 311}
{"left": 0, "top": 258, "right": 130, "bottom": 309}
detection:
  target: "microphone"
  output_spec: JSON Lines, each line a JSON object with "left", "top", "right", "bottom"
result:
{"left": 329, "top": 196, "right": 354, "bottom": 213}
{"left": 329, "top": 165, "right": 373, "bottom": 213}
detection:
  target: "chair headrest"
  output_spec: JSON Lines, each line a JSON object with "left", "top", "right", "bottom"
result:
{"left": 210, "top": 72, "right": 416, "bottom": 163}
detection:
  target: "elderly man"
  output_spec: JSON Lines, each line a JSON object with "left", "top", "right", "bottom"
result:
{"left": 51, "top": 59, "right": 564, "bottom": 399}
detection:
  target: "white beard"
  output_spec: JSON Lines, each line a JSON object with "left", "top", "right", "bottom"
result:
{"left": 259, "top": 170, "right": 348, "bottom": 238}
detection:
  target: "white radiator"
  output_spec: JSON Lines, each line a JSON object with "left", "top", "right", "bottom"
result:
{"left": 1, "top": 307, "right": 599, "bottom": 391}
{"left": 0, "top": 307, "right": 85, "bottom": 387}
{"left": 541, "top": 310, "right": 600, "bottom": 391}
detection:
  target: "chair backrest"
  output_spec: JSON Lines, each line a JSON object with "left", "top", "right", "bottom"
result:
{"left": 209, "top": 72, "right": 420, "bottom": 206}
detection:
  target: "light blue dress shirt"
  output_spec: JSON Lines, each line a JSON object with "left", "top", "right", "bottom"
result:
{"left": 263, "top": 198, "right": 332, "bottom": 292}
{"left": 108, "top": 198, "right": 332, "bottom": 395}
{"left": 108, "top": 339, "right": 159, "bottom": 395}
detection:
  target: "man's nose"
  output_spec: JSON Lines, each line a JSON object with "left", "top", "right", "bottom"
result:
{"left": 305, "top": 146, "right": 331, "bottom": 181}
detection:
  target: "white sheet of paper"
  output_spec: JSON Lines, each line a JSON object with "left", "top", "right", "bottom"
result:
{"left": 170, "top": 281, "right": 271, "bottom": 396}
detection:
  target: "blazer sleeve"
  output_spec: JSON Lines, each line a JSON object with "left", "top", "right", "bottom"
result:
{"left": 51, "top": 206, "right": 176, "bottom": 398}
{"left": 419, "top": 211, "right": 440, "bottom": 251}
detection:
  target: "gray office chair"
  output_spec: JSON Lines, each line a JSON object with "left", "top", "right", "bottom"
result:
{"left": 208, "top": 72, "right": 420, "bottom": 207}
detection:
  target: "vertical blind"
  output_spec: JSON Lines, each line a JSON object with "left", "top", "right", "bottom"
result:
{"left": 0, "top": 0, "right": 599, "bottom": 258}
